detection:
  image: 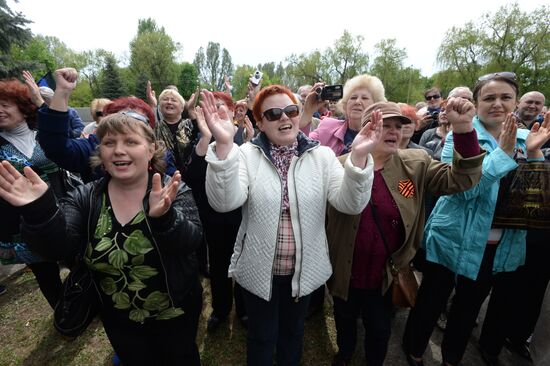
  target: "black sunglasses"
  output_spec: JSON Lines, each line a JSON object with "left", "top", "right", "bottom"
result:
{"left": 425, "top": 94, "right": 441, "bottom": 101}
{"left": 262, "top": 105, "right": 300, "bottom": 122}
{"left": 121, "top": 110, "right": 150, "bottom": 125}
{"left": 478, "top": 72, "right": 516, "bottom": 81}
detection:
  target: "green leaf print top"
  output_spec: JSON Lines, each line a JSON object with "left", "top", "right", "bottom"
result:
{"left": 86, "top": 193, "right": 184, "bottom": 323}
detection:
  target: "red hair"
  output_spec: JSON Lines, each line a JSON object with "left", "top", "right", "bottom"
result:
{"left": 252, "top": 85, "right": 298, "bottom": 122}
{"left": 103, "top": 97, "right": 155, "bottom": 128}
{"left": 0, "top": 79, "right": 38, "bottom": 129}
{"left": 212, "top": 92, "right": 235, "bottom": 112}
{"left": 398, "top": 103, "right": 418, "bottom": 124}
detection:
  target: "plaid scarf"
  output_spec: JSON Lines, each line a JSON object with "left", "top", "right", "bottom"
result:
{"left": 270, "top": 142, "right": 298, "bottom": 210}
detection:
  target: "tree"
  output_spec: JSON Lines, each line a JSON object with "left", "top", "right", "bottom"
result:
{"left": 0, "top": 0, "right": 33, "bottom": 77}
{"left": 178, "top": 62, "right": 199, "bottom": 99}
{"left": 285, "top": 50, "right": 328, "bottom": 90}
{"left": 193, "top": 42, "right": 234, "bottom": 91}
{"left": 232, "top": 64, "right": 255, "bottom": 100}
{"left": 100, "top": 55, "right": 124, "bottom": 99}
{"left": 437, "top": 3, "right": 550, "bottom": 97}
{"left": 79, "top": 48, "right": 116, "bottom": 98}
{"left": 325, "top": 30, "right": 369, "bottom": 84}
{"left": 129, "top": 18, "right": 179, "bottom": 94}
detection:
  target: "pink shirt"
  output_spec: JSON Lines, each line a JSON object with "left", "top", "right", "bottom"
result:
{"left": 304, "top": 118, "right": 350, "bottom": 156}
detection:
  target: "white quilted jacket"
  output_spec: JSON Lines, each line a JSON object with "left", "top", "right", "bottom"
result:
{"left": 205, "top": 136, "right": 374, "bottom": 301}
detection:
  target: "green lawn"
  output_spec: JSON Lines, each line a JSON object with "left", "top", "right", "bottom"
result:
{"left": 0, "top": 269, "right": 347, "bottom": 366}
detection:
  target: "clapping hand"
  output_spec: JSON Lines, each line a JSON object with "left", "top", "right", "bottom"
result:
{"left": 0, "top": 161, "right": 48, "bottom": 207}
{"left": 526, "top": 111, "right": 550, "bottom": 159}
{"left": 148, "top": 171, "right": 181, "bottom": 218}
{"left": 350, "top": 110, "right": 383, "bottom": 167}
{"left": 498, "top": 113, "right": 517, "bottom": 156}
{"left": 445, "top": 97, "right": 475, "bottom": 134}
{"left": 200, "top": 90, "right": 235, "bottom": 159}
{"left": 22, "top": 70, "right": 44, "bottom": 107}
{"left": 146, "top": 81, "right": 157, "bottom": 108}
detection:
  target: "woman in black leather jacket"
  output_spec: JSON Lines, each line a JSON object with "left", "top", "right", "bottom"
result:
{"left": 0, "top": 97, "right": 203, "bottom": 365}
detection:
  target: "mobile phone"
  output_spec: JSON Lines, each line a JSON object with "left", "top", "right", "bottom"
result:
{"left": 250, "top": 70, "right": 263, "bottom": 86}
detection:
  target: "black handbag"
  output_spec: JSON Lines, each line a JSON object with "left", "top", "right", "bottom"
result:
{"left": 53, "top": 256, "right": 102, "bottom": 337}
{"left": 492, "top": 158, "right": 550, "bottom": 230}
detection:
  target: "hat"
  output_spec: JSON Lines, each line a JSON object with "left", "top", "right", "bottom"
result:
{"left": 38, "top": 86, "right": 54, "bottom": 99}
{"left": 362, "top": 101, "right": 412, "bottom": 126}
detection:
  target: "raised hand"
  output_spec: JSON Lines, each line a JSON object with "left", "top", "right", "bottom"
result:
{"left": 243, "top": 115, "right": 254, "bottom": 143}
{"left": 445, "top": 97, "right": 475, "bottom": 134}
{"left": 199, "top": 90, "right": 236, "bottom": 159}
{"left": 22, "top": 70, "right": 44, "bottom": 107}
{"left": 148, "top": 171, "right": 181, "bottom": 218}
{"left": 185, "top": 92, "right": 198, "bottom": 120}
{"left": 194, "top": 106, "right": 212, "bottom": 156}
{"left": 498, "top": 113, "right": 517, "bottom": 156}
{"left": 350, "top": 109, "right": 383, "bottom": 167}
{"left": 53, "top": 68, "right": 78, "bottom": 92}
{"left": 526, "top": 111, "right": 550, "bottom": 158}
{"left": 146, "top": 80, "right": 157, "bottom": 108}
{"left": 0, "top": 161, "right": 48, "bottom": 207}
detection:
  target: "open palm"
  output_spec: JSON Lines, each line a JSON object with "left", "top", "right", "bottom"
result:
{"left": 0, "top": 161, "right": 48, "bottom": 207}
{"left": 351, "top": 109, "right": 383, "bottom": 156}
{"left": 199, "top": 90, "right": 236, "bottom": 145}
{"left": 148, "top": 172, "right": 181, "bottom": 218}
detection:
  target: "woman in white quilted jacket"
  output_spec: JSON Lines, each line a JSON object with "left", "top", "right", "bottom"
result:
{"left": 200, "top": 85, "right": 381, "bottom": 366}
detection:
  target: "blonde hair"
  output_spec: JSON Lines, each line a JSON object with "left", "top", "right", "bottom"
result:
{"left": 340, "top": 74, "right": 386, "bottom": 114}
{"left": 158, "top": 89, "right": 185, "bottom": 108}
{"left": 90, "top": 98, "right": 111, "bottom": 122}
{"left": 90, "top": 113, "right": 166, "bottom": 174}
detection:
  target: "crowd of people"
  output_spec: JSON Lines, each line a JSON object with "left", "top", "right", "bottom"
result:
{"left": 0, "top": 67, "right": 549, "bottom": 366}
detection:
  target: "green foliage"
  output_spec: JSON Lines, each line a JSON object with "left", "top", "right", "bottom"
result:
{"left": 129, "top": 18, "right": 179, "bottom": 93}
{"left": 178, "top": 62, "right": 199, "bottom": 99}
{"left": 325, "top": 30, "right": 369, "bottom": 84}
{"left": 193, "top": 42, "right": 234, "bottom": 91}
{"left": 134, "top": 72, "right": 149, "bottom": 101}
{"left": 369, "top": 39, "right": 425, "bottom": 103}
{"left": 80, "top": 48, "right": 116, "bottom": 98}
{"left": 232, "top": 64, "right": 255, "bottom": 100}
{"left": 0, "top": 0, "right": 31, "bottom": 53}
{"left": 69, "top": 81, "right": 93, "bottom": 107}
{"left": 437, "top": 3, "right": 550, "bottom": 97}
{"left": 100, "top": 55, "right": 124, "bottom": 100}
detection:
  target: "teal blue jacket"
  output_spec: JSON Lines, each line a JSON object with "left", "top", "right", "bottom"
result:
{"left": 423, "top": 117, "right": 528, "bottom": 280}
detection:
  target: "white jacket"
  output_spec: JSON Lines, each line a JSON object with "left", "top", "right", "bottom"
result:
{"left": 205, "top": 134, "right": 374, "bottom": 301}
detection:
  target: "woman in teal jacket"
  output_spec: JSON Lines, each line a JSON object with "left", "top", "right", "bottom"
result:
{"left": 403, "top": 73, "right": 550, "bottom": 366}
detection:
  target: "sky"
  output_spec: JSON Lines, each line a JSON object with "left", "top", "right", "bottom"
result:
{"left": 9, "top": 0, "right": 548, "bottom": 77}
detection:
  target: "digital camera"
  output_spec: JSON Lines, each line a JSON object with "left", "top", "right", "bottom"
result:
{"left": 250, "top": 70, "right": 263, "bottom": 86}
{"left": 316, "top": 85, "right": 343, "bottom": 101}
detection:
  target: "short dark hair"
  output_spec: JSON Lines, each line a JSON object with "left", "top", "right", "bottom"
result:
{"left": 473, "top": 76, "right": 519, "bottom": 103}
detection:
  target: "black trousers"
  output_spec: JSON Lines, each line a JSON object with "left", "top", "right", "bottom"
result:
{"left": 206, "top": 219, "right": 246, "bottom": 319}
{"left": 101, "top": 285, "right": 203, "bottom": 366}
{"left": 480, "top": 240, "right": 550, "bottom": 355}
{"left": 333, "top": 287, "right": 393, "bottom": 366}
{"left": 28, "top": 261, "right": 62, "bottom": 309}
{"left": 404, "top": 245, "right": 497, "bottom": 365}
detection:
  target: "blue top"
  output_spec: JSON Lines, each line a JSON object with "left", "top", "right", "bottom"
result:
{"left": 423, "top": 116, "right": 529, "bottom": 280}
{"left": 37, "top": 107, "right": 176, "bottom": 183}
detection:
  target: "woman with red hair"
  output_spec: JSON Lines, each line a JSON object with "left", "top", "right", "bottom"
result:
{"left": 201, "top": 85, "right": 382, "bottom": 365}
{"left": 36, "top": 68, "right": 176, "bottom": 183}
{"left": 0, "top": 78, "right": 63, "bottom": 310}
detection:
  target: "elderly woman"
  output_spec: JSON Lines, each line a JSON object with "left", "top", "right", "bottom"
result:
{"left": 154, "top": 88, "right": 198, "bottom": 171}
{"left": 327, "top": 100, "right": 486, "bottom": 366}
{"left": 0, "top": 78, "right": 63, "bottom": 309}
{"left": 419, "top": 100, "right": 451, "bottom": 161}
{"left": 0, "top": 99, "right": 203, "bottom": 364}
{"left": 403, "top": 73, "right": 550, "bottom": 366}
{"left": 201, "top": 85, "right": 381, "bottom": 365}
{"left": 300, "top": 74, "right": 386, "bottom": 156}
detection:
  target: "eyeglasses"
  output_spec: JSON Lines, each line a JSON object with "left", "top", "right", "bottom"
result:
{"left": 121, "top": 110, "right": 150, "bottom": 125}
{"left": 478, "top": 72, "right": 516, "bottom": 81}
{"left": 425, "top": 94, "right": 441, "bottom": 101}
{"left": 262, "top": 104, "right": 300, "bottom": 122}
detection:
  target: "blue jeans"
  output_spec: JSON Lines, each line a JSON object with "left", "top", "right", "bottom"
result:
{"left": 241, "top": 275, "right": 311, "bottom": 366}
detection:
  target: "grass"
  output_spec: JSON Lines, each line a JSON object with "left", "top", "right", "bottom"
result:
{"left": 0, "top": 269, "right": 348, "bottom": 366}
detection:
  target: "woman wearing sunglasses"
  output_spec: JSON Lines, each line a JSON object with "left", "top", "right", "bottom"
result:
{"left": 201, "top": 85, "right": 382, "bottom": 365}
{"left": 403, "top": 72, "right": 550, "bottom": 366}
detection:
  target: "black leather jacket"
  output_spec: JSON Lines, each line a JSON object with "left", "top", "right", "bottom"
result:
{"left": 21, "top": 175, "right": 203, "bottom": 309}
